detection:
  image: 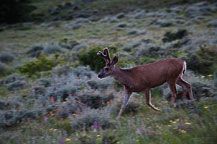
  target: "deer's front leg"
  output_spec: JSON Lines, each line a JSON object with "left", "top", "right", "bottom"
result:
{"left": 144, "top": 89, "right": 160, "bottom": 111}
{"left": 117, "top": 90, "right": 132, "bottom": 119}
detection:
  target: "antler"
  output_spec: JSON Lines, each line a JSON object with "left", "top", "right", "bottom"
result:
{"left": 97, "top": 48, "right": 111, "bottom": 65}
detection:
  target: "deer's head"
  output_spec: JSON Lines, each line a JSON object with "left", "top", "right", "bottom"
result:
{"left": 97, "top": 48, "right": 118, "bottom": 79}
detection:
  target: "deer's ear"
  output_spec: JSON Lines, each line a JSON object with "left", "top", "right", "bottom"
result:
{"left": 111, "top": 56, "right": 118, "bottom": 65}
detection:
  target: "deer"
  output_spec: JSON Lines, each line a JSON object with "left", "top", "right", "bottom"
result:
{"left": 97, "top": 48, "right": 194, "bottom": 119}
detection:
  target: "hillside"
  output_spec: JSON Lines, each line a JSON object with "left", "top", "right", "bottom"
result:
{"left": 0, "top": 0, "right": 217, "bottom": 143}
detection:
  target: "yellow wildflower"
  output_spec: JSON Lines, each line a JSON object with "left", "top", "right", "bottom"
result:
{"left": 49, "top": 128, "right": 53, "bottom": 131}
{"left": 136, "top": 139, "right": 140, "bottom": 142}
{"left": 65, "top": 138, "right": 71, "bottom": 142}
{"left": 175, "top": 119, "right": 180, "bottom": 122}
{"left": 168, "top": 125, "right": 171, "bottom": 127}
{"left": 173, "top": 127, "right": 177, "bottom": 130}
{"left": 204, "top": 106, "right": 208, "bottom": 109}
{"left": 116, "top": 141, "right": 120, "bottom": 144}
{"left": 179, "top": 129, "right": 186, "bottom": 133}
{"left": 207, "top": 74, "right": 213, "bottom": 77}
{"left": 172, "top": 121, "right": 177, "bottom": 124}
{"left": 53, "top": 129, "right": 57, "bottom": 131}
{"left": 201, "top": 75, "right": 205, "bottom": 78}
{"left": 97, "top": 134, "right": 100, "bottom": 137}
{"left": 72, "top": 113, "right": 76, "bottom": 116}
{"left": 185, "top": 122, "right": 191, "bottom": 125}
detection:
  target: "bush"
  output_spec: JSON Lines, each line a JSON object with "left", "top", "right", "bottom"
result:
{"left": 78, "top": 46, "right": 117, "bottom": 72}
{"left": 77, "top": 93, "right": 114, "bottom": 109}
{"left": 0, "top": 63, "right": 9, "bottom": 76}
{"left": 59, "top": 38, "right": 79, "bottom": 50}
{"left": 111, "top": 100, "right": 141, "bottom": 116}
{"left": 26, "top": 44, "right": 44, "bottom": 57}
{"left": 43, "top": 42, "right": 63, "bottom": 55}
{"left": 0, "top": 52, "right": 14, "bottom": 63}
{"left": 19, "top": 55, "right": 59, "bottom": 77}
{"left": 70, "top": 108, "right": 113, "bottom": 130}
{"left": 162, "top": 29, "right": 188, "bottom": 43}
{"left": 187, "top": 46, "right": 217, "bottom": 74}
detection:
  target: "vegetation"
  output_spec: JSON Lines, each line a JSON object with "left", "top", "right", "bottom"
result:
{"left": 19, "top": 55, "right": 59, "bottom": 77}
{"left": 0, "top": 0, "right": 217, "bottom": 144}
{"left": 0, "top": 0, "right": 35, "bottom": 23}
{"left": 187, "top": 46, "right": 217, "bottom": 74}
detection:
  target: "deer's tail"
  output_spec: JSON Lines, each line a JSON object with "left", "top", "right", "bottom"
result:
{"left": 183, "top": 61, "right": 187, "bottom": 74}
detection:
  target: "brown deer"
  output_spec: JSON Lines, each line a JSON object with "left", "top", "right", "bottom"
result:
{"left": 97, "top": 48, "right": 193, "bottom": 119}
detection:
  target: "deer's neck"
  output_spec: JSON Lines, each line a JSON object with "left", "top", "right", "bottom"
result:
{"left": 112, "top": 66, "right": 133, "bottom": 88}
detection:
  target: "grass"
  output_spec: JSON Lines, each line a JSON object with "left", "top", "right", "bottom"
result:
{"left": 1, "top": 96, "right": 216, "bottom": 144}
{"left": 0, "top": 0, "right": 217, "bottom": 144}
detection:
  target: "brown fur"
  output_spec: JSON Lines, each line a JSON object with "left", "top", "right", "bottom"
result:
{"left": 97, "top": 48, "right": 194, "bottom": 119}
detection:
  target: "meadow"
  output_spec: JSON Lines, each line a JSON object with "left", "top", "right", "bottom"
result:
{"left": 0, "top": 0, "right": 217, "bottom": 143}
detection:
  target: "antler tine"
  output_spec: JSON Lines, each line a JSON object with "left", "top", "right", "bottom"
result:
{"left": 103, "top": 48, "right": 111, "bottom": 64}
{"left": 97, "top": 51, "right": 107, "bottom": 59}
{"left": 97, "top": 50, "right": 110, "bottom": 64}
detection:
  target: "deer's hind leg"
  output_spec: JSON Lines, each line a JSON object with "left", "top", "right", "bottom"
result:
{"left": 144, "top": 89, "right": 160, "bottom": 111}
{"left": 167, "top": 78, "right": 178, "bottom": 103}
{"left": 176, "top": 77, "right": 194, "bottom": 100}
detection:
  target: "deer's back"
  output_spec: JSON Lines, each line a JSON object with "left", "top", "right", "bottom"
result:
{"left": 128, "top": 58, "right": 184, "bottom": 91}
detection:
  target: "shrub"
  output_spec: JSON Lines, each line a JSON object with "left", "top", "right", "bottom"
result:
{"left": 0, "top": 52, "right": 14, "bottom": 63}
{"left": 0, "top": 62, "right": 9, "bottom": 76}
{"left": 59, "top": 38, "right": 79, "bottom": 50}
{"left": 187, "top": 46, "right": 217, "bottom": 74}
{"left": 162, "top": 29, "right": 188, "bottom": 43}
{"left": 19, "top": 55, "right": 59, "bottom": 77}
{"left": 43, "top": 42, "right": 63, "bottom": 55}
{"left": 78, "top": 46, "right": 117, "bottom": 72}
{"left": 70, "top": 108, "right": 113, "bottom": 130}
{"left": 26, "top": 44, "right": 43, "bottom": 57}
{"left": 57, "top": 99, "right": 83, "bottom": 119}
{"left": 77, "top": 93, "right": 114, "bottom": 109}
{"left": 5, "top": 80, "right": 27, "bottom": 91}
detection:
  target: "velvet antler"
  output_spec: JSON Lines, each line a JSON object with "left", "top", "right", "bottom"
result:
{"left": 97, "top": 48, "right": 111, "bottom": 65}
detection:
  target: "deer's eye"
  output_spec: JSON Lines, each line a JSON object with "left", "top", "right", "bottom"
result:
{"left": 105, "top": 68, "right": 109, "bottom": 71}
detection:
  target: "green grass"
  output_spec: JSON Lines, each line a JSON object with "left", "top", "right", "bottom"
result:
{"left": 1, "top": 96, "right": 216, "bottom": 144}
